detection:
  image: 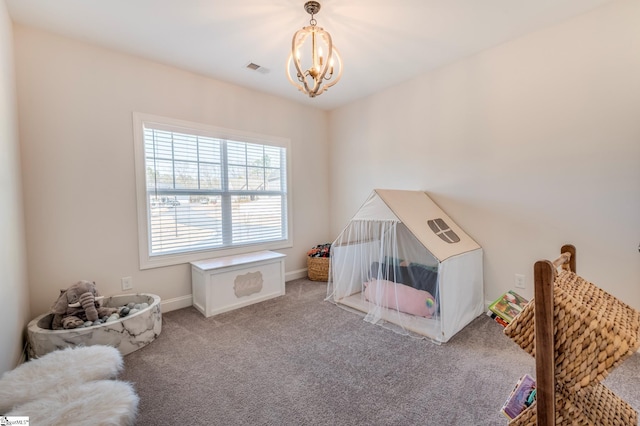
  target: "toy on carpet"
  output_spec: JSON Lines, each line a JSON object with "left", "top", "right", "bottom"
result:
{"left": 363, "top": 279, "right": 438, "bottom": 318}
{"left": 50, "top": 280, "right": 119, "bottom": 330}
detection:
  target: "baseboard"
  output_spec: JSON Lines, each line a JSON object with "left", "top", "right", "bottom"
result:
{"left": 161, "top": 295, "right": 193, "bottom": 313}
{"left": 286, "top": 268, "right": 308, "bottom": 281}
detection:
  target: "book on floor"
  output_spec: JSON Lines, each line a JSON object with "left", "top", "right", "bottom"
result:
{"left": 486, "top": 310, "right": 509, "bottom": 327}
{"left": 501, "top": 373, "right": 536, "bottom": 419}
{"left": 488, "top": 290, "right": 529, "bottom": 324}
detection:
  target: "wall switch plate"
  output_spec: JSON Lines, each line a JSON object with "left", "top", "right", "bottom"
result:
{"left": 515, "top": 273, "right": 525, "bottom": 289}
{"left": 121, "top": 276, "right": 133, "bottom": 291}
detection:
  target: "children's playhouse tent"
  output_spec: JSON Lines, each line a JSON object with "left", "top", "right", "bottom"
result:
{"left": 326, "top": 189, "right": 484, "bottom": 343}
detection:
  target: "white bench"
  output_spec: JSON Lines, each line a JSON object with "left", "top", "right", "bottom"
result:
{"left": 191, "top": 251, "right": 286, "bottom": 318}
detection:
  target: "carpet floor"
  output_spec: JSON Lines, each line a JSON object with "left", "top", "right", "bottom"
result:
{"left": 121, "top": 279, "right": 640, "bottom": 425}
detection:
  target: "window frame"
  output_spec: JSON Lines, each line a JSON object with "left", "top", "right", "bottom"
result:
{"left": 133, "top": 112, "right": 293, "bottom": 269}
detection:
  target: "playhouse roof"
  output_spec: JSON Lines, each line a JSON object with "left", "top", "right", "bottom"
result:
{"left": 351, "top": 189, "right": 481, "bottom": 262}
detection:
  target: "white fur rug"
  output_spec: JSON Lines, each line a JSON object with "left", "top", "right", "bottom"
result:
{"left": 6, "top": 380, "right": 139, "bottom": 425}
{"left": 0, "top": 345, "right": 123, "bottom": 412}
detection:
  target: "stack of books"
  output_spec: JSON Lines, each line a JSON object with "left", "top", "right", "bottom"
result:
{"left": 501, "top": 374, "right": 537, "bottom": 420}
{"left": 487, "top": 290, "right": 529, "bottom": 327}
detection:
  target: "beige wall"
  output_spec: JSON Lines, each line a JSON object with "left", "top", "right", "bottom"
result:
{"left": 15, "top": 26, "right": 331, "bottom": 316}
{"left": 329, "top": 0, "right": 640, "bottom": 309}
{"left": 0, "top": 0, "right": 29, "bottom": 373}
{"left": 10, "top": 1, "right": 640, "bottom": 352}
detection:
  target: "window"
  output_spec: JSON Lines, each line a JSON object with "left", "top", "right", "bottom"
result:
{"left": 133, "top": 113, "right": 292, "bottom": 269}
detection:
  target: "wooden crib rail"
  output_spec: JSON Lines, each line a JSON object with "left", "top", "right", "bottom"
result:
{"left": 534, "top": 244, "right": 575, "bottom": 426}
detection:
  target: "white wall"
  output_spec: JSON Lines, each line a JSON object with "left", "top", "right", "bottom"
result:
{"left": 11, "top": 0, "right": 640, "bottom": 331}
{"left": 15, "top": 26, "right": 331, "bottom": 316}
{"left": 329, "top": 0, "right": 640, "bottom": 309}
{"left": 0, "top": 0, "right": 29, "bottom": 373}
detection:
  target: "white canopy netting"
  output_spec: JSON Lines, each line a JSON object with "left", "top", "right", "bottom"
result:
{"left": 326, "top": 189, "right": 484, "bottom": 343}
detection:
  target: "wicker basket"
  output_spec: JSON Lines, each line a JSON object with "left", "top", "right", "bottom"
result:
{"left": 508, "top": 383, "right": 638, "bottom": 426}
{"left": 504, "top": 270, "right": 640, "bottom": 425}
{"left": 307, "top": 257, "right": 329, "bottom": 281}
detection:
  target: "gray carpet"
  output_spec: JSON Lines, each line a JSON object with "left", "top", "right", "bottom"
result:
{"left": 121, "top": 279, "right": 640, "bottom": 425}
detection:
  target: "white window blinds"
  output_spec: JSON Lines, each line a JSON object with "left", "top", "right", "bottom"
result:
{"left": 134, "top": 113, "right": 290, "bottom": 267}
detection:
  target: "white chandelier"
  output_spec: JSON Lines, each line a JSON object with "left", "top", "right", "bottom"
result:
{"left": 286, "top": 1, "right": 343, "bottom": 98}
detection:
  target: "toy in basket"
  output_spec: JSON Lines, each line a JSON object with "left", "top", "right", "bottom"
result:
{"left": 307, "top": 243, "right": 331, "bottom": 281}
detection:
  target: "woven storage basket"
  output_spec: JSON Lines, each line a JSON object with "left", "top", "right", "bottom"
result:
{"left": 307, "top": 257, "right": 329, "bottom": 281}
{"left": 504, "top": 270, "right": 640, "bottom": 391}
{"left": 509, "top": 383, "right": 638, "bottom": 426}
{"left": 504, "top": 270, "right": 640, "bottom": 425}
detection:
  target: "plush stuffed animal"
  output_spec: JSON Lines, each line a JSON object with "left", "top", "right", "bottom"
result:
{"left": 363, "top": 279, "right": 438, "bottom": 318}
{"left": 51, "top": 281, "right": 118, "bottom": 329}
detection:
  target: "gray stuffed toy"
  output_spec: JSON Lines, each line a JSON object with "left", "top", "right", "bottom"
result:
{"left": 51, "top": 280, "right": 118, "bottom": 329}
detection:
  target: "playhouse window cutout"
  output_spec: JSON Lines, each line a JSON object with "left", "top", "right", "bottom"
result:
{"left": 427, "top": 219, "right": 460, "bottom": 243}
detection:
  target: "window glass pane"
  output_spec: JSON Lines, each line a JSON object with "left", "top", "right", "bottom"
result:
{"left": 145, "top": 164, "right": 158, "bottom": 189}
{"left": 265, "top": 168, "right": 282, "bottom": 191}
{"left": 172, "top": 133, "right": 198, "bottom": 162}
{"left": 174, "top": 161, "right": 199, "bottom": 189}
{"left": 152, "top": 160, "right": 174, "bottom": 189}
{"left": 199, "top": 163, "right": 222, "bottom": 190}
{"left": 264, "top": 146, "right": 281, "bottom": 168}
{"left": 148, "top": 194, "right": 223, "bottom": 255}
{"left": 246, "top": 143, "right": 264, "bottom": 165}
{"left": 231, "top": 195, "right": 284, "bottom": 244}
{"left": 140, "top": 118, "right": 289, "bottom": 261}
{"left": 198, "top": 138, "right": 221, "bottom": 163}
{"left": 228, "top": 165, "right": 247, "bottom": 190}
{"left": 227, "top": 141, "right": 247, "bottom": 166}
{"left": 247, "top": 167, "right": 265, "bottom": 190}
{"left": 146, "top": 130, "right": 173, "bottom": 160}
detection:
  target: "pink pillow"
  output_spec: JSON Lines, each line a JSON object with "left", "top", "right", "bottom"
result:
{"left": 364, "top": 279, "right": 437, "bottom": 318}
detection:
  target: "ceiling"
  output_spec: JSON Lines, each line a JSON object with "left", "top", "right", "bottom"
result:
{"left": 6, "top": 0, "right": 615, "bottom": 110}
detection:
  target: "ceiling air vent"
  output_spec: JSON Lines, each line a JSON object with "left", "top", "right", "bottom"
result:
{"left": 245, "top": 62, "right": 270, "bottom": 74}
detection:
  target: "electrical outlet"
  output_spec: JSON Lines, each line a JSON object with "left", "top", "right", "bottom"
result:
{"left": 121, "top": 276, "right": 133, "bottom": 291}
{"left": 515, "top": 273, "right": 525, "bottom": 289}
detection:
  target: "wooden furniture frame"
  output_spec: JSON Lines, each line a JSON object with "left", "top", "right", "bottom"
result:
{"left": 534, "top": 244, "right": 576, "bottom": 426}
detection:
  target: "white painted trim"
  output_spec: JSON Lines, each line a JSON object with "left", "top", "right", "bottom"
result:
{"left": 286, "top": 268, "right": 308, "bottom": 281}
{"left": 132, "top": 111, "right": 293, "bottom": 270}
{"left": 161, "top": 295, "right": 193, "bottom": 313}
